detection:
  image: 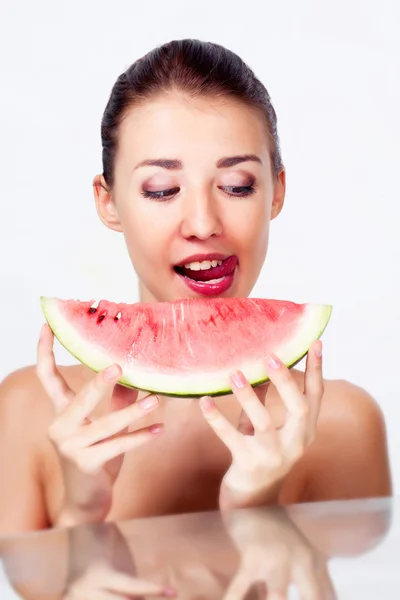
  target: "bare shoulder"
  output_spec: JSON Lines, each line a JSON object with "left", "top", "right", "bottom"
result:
{"left": 319, "top": 377, "right": 386, "bottom": 427}
{"left": 299, "top": 374, "right": 392, "bottom": 501}
{"left": 0, "top": 364, "right": 85, "bottom": 437}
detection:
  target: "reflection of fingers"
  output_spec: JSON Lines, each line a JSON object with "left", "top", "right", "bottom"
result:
{"left": 70, "top": 569, "right": 176, "bottom": 598}
{"left": 317, "top": 563, "right": 338, "bottom": 600}
{"left": 222, "top": 568, "right": 250, "bottom": 600}
{"left": 61, "top": 365, "right": 122, "bottom": 428}
{"left": 200, "top": 397, "right": 242, "bottom": 453}
{"left": 262, "top": 563, "right": 289, "bottom": 600}
{"left": 230, "top": 371, "right": 275, "bottom": 436}
{"left": 69, "top": 590, "right": 122, "bottom": 599}
{"left": 101, "top": 571, "right": 176, "bottom": 596}
{"left": 37, "top": 324, "right": 74, "bottom": 412}
{"left": 75, "top": 395, "right": 159, "bottom": 446}
{"left": 79, "top": 426, "right": 164, "bottom": 473}
{"left": 293, "top": 563, "right": 323, "bottom": 600}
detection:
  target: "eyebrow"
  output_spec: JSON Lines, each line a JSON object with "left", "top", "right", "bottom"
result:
{"left": 133, "top": 154, "right": 262, "bottom": 171}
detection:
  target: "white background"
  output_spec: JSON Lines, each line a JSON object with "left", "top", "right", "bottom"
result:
{"left": 0, "top": 0, "right": 399, "bottom": 505}
{"left": 0, "top": 0, "right": 399, "bottom": 597}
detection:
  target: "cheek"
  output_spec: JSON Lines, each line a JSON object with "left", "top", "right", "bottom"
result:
{"left": 227, "top": 200, "right": 269, "bottom": 254}
{"left": 118, "top": 202, "right": 172, "bottom": 270}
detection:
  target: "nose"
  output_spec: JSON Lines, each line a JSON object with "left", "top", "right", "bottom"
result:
{"left": 179, "top": 190, "right": 223, "bottom": 240}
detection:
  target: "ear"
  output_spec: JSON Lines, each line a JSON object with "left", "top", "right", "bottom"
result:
{"left": 93, "top": 175, "right": 123, "bottom": 233}
{"left": 270, "top": 169, "right": 286, "bottom": 220}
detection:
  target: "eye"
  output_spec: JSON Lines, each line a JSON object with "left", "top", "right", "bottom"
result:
{"left": 141, "top": 187, "right": 180, "bottom": 200}
{"left": 219, "top": 185, "right": 257, "bottom": 198}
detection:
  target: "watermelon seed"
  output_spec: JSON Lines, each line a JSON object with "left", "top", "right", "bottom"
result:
{"left": 114, "top": 312, "right": 121, "bottom": 321}
{"left": 97, "top": 313, "right": 106, "bottom": 323}
{"left": 89, "top": 300, "right": 100, "bottom": 314}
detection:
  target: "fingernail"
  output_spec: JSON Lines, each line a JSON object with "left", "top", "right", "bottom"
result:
{"left": 315, "top": 341, "right": 323, "bottom": 358}
{"left": 200, "top": 396, "right": 214, "bottom": 411}
{"left": 150, "top": 424, "right": 164, "bottom": 435}
{"left": 103, "top": 364, "right": 120, "bottom": 381}
{"left": 139, "top": 395, "right": 158, "bottom": 410}
{"left": 230, "top": 370, "right": 246, "bottom": 389}
{"left": 267, "top": 354, "right": 281, "bottom": 369}
{"left": 163, "top": 587, "right": 177, "bottom": 597}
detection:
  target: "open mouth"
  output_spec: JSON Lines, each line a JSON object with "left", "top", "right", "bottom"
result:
{"left": 174, "top": 255, "right": 238, "bottom": 295}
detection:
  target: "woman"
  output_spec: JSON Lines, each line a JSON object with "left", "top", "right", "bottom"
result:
{"left": 0, "top": 39, "right": 392, "bottom": 536}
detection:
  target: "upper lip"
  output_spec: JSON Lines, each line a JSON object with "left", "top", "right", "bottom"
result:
{"left": 174, "top": 253, "right": 233, "bottom": 267}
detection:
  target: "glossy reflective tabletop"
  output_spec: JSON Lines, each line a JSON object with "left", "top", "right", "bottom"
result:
{"left": 0, "top": 497, "right": 398, "bottom": 599}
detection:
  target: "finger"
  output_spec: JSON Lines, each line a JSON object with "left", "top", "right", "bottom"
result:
{"left": 264, "top": 354, "right": 306, "bottom": 416}
{"left": 200, "top": 397, "right": 243, "bottom": 454}
{"left": 230, "top": 371, "right": 276, "bottom": 437}
{"left": 315, "top": 562, "right": 338, "bottom": 600}
{"left": 106, "top": 576, "right": 176, "bottom": 597}
{"left": 82, "top": 425, "right": 164, "bottom": 473}
{"left": 222, "top": 568, "right": 251, "bottom": 600}
{"left": 304, "top": 341, "right": 324, "bottom": 430}
{"left": 75, "top": 566, "right": 176, "bottom": 598}
{"left": 261, "top": 561, "right": 290, "bottom": 600}
{"left": 294, "top": 569, "right": 322, "bottom": 600}
{"left": 36, "top": 324, "right": 74, "bottom": 412}
{"left": 61, "top": 364, "right": 122, "bottom": 428}
{"left": 75, "top": 394, "right": 159, "bottom": 447}
{"left": 265, "top": 355, "right": 309, "bottom": 444}
{"left": 69, "top": 590, "right": 125, "bottom": 600}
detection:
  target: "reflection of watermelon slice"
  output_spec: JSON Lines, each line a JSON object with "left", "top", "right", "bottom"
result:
{"left": 40, "top": 297, "right": 332, "bottom": 397}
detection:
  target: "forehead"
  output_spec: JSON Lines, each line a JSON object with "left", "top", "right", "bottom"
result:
{"left": 116, "top": 92, "right": 271, "bottom": 167}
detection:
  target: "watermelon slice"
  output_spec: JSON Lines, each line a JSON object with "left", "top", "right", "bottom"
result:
{"left": 40, "top": 297, "right": 332, "bottom": 397}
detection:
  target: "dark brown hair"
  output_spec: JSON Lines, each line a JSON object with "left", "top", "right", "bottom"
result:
{"left": 101, "top": 39, "right": 283, "bottom": 188}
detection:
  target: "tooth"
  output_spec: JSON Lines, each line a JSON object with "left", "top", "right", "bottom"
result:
{"left": 199, "top": 261, "right": 213, "bottom": 270}
{"left": 205, "top": 277, "right": 224, "bottom": 284}
{"left": 183, "top": 259, "right": 223, "bottom": 271}
{"left": 190, "top": 262, "right": 201, "bottom": 271}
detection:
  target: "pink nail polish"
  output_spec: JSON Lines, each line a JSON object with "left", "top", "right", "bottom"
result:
{"left": 315, "top": 341, "right": 323, "bottom": 358}
{"left": 200, "top": 396, "right": 214, "bottom": 411}
{"left": 149, "top": 424, "right": 164, "bottom": 435}
{"left": 230, "top": 370, "right": 246, "bottom": 388}
{"left": 267, "top": 354, "right": 281, "bottom": 369}
{"left": 139, "top": 395, "right": 158, "bottom": 410}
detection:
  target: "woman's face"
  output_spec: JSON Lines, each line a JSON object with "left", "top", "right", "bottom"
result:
{"left": 94, "top": 92, "right": 285, "bottom": 302}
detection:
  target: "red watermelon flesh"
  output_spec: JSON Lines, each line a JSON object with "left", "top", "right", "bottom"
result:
{"left": 40, "top": 296, "right": 332, "bottom": 397}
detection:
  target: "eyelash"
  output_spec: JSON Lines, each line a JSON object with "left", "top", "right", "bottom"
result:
{"left": 141, "top": 185, "right": 257, "bottom": 201}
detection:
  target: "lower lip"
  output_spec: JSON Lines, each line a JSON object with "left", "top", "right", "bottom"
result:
{"left": 177, "top": 271, "right": 236, "bottom": 296}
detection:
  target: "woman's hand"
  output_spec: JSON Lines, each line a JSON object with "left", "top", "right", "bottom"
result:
{"left": 36, "top": 324, "right": 164, "bottom": 526}
{"left": 222, "top": 506, "right": 336, "bottom": 600}
{"left": 200, "top": 341, "right": 323, "bottom": 509}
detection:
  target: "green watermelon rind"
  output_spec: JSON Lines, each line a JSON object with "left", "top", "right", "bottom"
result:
{"left": 40, "top": 297, "right": 332, "bottom": 398}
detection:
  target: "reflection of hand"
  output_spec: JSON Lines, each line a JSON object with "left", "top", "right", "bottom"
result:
{"left": 62, "top": 522, "right": 176, "bottom": 600}
{"left": 223, "top": 507, "right": 337, "bottom": 600}
{"left": 200, "top": 342, "right": 323, "bottom": 509}
{"left": 64, "top": 565, "right": 174, "bottom": 599}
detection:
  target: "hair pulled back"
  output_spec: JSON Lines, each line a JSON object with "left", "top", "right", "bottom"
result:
{"left": 101, "top": 39, "right": 283, "bottom": 187}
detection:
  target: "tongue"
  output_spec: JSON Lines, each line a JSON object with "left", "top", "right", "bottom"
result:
{"left": 178, "top": 256, "right": 238, "bottom": 282}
